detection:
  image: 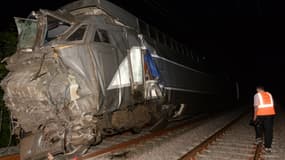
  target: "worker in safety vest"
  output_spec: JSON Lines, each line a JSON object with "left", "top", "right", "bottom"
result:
{"left": 253, "top": 85, "right": 275, "bottom": 153}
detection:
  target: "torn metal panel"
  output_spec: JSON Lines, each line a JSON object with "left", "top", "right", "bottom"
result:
{"left": 61, "top": 0, "right": 139, "bottom": 30}
{"left": 39, "top": 9, "right": 76, "bottom": 24}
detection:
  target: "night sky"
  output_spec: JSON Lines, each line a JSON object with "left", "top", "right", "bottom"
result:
{"left": 1, "top": 0, "right": 285, "bottom": 104}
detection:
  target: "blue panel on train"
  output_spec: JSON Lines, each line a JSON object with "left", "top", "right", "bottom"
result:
{"left": 144, "top": 49, "right": 160, "bottom": 78}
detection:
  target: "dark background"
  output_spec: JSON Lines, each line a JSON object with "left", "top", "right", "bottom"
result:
{"left": 1, "top": 0, "right": 285, "bottom": 104}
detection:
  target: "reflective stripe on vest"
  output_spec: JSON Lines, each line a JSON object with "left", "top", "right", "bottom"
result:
{"left": 256, "top": 92, "right": 275, "bottom": 115}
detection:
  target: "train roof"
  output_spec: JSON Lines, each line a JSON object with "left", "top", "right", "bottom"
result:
{"left": 61, "top": 0, "right": 139, "bottom": 30}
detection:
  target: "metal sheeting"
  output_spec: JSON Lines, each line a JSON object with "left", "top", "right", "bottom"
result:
{"left": 130, "top": 47, "right": 143, "bottom": 84}
{"left": 56, "top": 44, "right": 100, "bottom": 111}
{"left": 61, "top": 0, "right": 139, "bottom": 30}
{"left": 108, "top": 46, "right": 143, "bottom": 90}
{"left": 152, "top": 55, "right": 222, "bottom": 95}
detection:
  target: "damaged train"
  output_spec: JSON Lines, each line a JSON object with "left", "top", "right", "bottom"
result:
{"left": 0, "top": 0, "right": 238, "bottom": 159}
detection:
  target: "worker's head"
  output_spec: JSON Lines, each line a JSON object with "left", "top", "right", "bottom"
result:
{"left": 256, "top": 85, "right": 264, "bottom": 92}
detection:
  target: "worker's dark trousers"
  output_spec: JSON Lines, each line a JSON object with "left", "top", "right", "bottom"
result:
{"left": 256, "top": 115, "right": 274, "bottom": 148}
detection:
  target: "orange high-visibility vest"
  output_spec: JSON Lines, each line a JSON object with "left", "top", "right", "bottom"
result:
{"left": 256, "top": 92, "right": 276, "bottom": 116}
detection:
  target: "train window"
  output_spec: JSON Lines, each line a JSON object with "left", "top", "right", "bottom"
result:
{"left": 94, "top": 29, "right": 110, "bottom": 43}
{"left": 15, "top": 17, "right": 38, "bottom": 49}
{"left": 99, "top": 29, "right": 110, "bottom": 43}
{"left": 177, "top": 44, "right": 181, "bottom": 53}
{"left": 176, "top": 43, "right": 180, "bottom": 52}
{"left": 190, "top": 49, "right": 195, "bottom": 60}
{"left": 149, "top": 27, "right": 157, "bottom": 40}
{"left": 67, "top": 25, "right": 87, "bottom": 41}
{"left": 185, "top": 48, "right": 190, "bottom": 56}
{"left": 138, "top": 20, "right": 148, "bottom": 36}
{"left": 158, "top": 32, "right": 165, "bottom": 44}
{"left": 173, "top": 41, "right": 178, "bottom": 51}
{"left": 166, "top": 37, "right": 171, "bottom": 48}
{"left": 170, "top": 39, "right": 175, "bottom": 49}
{"left": 182, "top": 47, "right": 186, "bottom": 55}
{"left": 46, "top": 15, "right": 71, "bottom": 42}
{"left": 176, "top": 42, "right": 180, "bottom": 53}
{"left": 180, "top": 45, "right": 184, "bottom": 55}
{"left": 175, "top": 41, "right": 180, "bottom": 53}
{"left": 179, "top": 44, "right": 183, "bottom": 54}
{"left": 94, "top": 31, "right": 101, "bottom": 42}
{"left": 169, "top": 39, "right": 174, "bottom": 49}
{"left": 179, "top": 45, "right": 184, "bottom": 55}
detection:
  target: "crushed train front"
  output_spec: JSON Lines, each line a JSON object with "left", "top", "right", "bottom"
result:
{"left": 1, "top": 10, "right": 102, "bottom": 159}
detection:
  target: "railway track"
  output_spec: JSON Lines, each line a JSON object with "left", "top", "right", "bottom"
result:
{"left": 0, "top": 154, "right": 19, "bottom": 160}
{"left": 0, "top": 112, "right": 210, "bottom": 160}
{"left": 180, "top": 112, "right": 260, "bottom": 160}
{"left": 80, "top": 106, "right": 283, "bottom": 160}
{"left": 176, "top": 106, "right": 284, "bottom": 160}
{"left": 80, "top": 111, "right": 218, "bottom": 160}
{"left": 0, "top": 108, "right": 238, "bottom": 160}
{"left": 80, "top": 108, "right": 246, "bottom": 160}
{"left": 2, "top": 106, "right": 284, "bottom": 160}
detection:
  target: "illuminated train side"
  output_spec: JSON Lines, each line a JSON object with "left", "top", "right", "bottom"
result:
{"left": 0, "top": 0, "right": 238, "bottom": 159}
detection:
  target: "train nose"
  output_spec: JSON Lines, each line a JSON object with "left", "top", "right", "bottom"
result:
{"left": 0, "top": 44, "right": 104, "bottom": 159}
{"left": 1, "top": 60, "right": 56, "bottom": 131}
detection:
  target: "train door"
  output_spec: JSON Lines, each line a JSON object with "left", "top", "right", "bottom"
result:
{"left": 107, "top": 28, "right": 145, "bottom": 103}
{"left": 123, "top": 29, "right": 145, "bottom": 97}
{"left": 89, "top": 25, "right": 145, "bottom": 112}
{"left": 117, "top": 31, "right": 164, "bottom": 102}
{"left": 88, "top": 25, "right": 122, "bottom": 112}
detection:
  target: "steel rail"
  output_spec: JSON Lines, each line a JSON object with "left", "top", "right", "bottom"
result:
{"left": 178, "top": 111, "right": 247, "bottom": 160}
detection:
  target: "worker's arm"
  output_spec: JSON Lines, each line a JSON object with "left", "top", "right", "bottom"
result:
{"left": 253, "top": 105, "right": 257, "bottom": 121}
{"left": 253, "top": 93, "right": 259, "bottom": 121}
